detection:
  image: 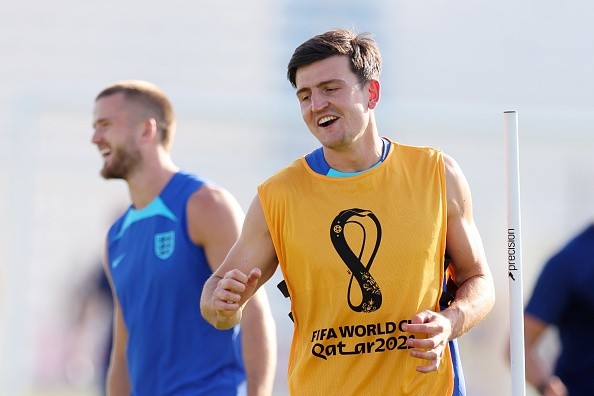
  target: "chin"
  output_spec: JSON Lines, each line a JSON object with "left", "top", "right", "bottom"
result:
{"left": 101, "top": 168, "right": 125, "bottom": 180}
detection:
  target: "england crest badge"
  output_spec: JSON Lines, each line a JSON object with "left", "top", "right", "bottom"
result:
{"left": 154, "top": 231, "right": 175, "bottom": 260}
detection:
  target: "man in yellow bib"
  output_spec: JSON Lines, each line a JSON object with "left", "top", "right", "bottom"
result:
{"left": 201, "top": 29, "right": 495, "bottom": 395}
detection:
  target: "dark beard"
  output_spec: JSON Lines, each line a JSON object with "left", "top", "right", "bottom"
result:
{"left": 101, "top": 146, "right": 141, "bottom": 180}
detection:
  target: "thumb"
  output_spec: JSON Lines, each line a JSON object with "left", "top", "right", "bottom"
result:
{"left": 246, "top": 268, "right": 262, "bottom": 287}
{"left": 411, "top": 310, "right": 432, "bottom": 324}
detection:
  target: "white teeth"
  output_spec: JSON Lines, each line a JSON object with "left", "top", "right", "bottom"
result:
{"left": 318, "top": 116, "right": 337, "bottom": 126}
{"left": 100, "top": 148, "right": 111, "bottom": 156}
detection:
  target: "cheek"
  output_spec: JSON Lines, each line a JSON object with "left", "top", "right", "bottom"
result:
{"left": 300, "top": 106, "right": 311, "bottom": 121}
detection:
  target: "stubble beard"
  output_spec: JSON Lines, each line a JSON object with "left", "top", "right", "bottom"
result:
{"left": 100, "top": 146, "right": 142, "bottom": 180}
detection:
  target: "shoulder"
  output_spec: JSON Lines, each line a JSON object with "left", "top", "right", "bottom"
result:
{"left": 390, "top": 141, "right": 443, "bottom": 159}
{"left": 546, "top": 225, "right": 594, "bottom": 269}
{"left": 441, "top": 153, "right": 473, "bottom": 218}
{"left": 173, "top": 170, "right": 207, "bottom": 192}
{"left": 571, "top": 224, "right": 594, "bottom": 246}
{"left": 187, "top": 183, "right": 242, "bottom": 218}
{"left": 186, "top": 182, "right": 244, "bottom": 245}
{"left": 553, "top": 224, "right": 594, "bottom": 254}
{"left": 388, "top": 142, "right": 446, "bottom": 175}
{"left": 442, "top": 153, "right": 462, "bottom": 177}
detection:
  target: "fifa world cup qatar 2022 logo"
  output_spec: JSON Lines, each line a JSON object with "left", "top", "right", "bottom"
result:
{"left": 330, "top": 208, "right": 382, "bottom": 313}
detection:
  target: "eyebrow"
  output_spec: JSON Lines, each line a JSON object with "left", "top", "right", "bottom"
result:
{"left": 295, "top": 79, "right": 344, "bottom": 97}
{"left": 92, "top": 118, "right": 108, "bottom": 129}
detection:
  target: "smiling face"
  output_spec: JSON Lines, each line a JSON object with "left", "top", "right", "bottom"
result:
{"left": 92, "top": 92, "right": 143, "bottom": 180}
{"left": 295, "top": 55, "right": 379, "bottom": 152}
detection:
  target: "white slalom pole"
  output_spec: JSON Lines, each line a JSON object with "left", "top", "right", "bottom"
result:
{"left": 504, "top": 110, "right": 526, "bottom": 396}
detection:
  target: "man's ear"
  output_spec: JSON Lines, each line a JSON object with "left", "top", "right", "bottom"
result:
{"left": 141, "top": 118, "right": 158, "bottom": 142}
{"left": 368, "top": 80, "right": 381, "bottom": 109}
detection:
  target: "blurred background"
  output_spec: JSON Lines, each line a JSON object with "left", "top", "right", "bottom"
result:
{"left": 1, "top": 1, "right": 594, "bottom": 395}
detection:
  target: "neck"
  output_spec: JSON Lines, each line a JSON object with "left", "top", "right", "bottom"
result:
{"left": 323, "top": 134, "right": 384, "bottom": 173}
{"left": 127, "top": 156, "right": 179, "bottom": 209}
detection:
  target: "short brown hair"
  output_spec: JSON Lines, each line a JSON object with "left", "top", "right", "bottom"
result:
{"left": 287, "top": 29, "right": 382, "bottom": 88}
{"left": 95, "top": 80, "right": 176, "bottom": 151}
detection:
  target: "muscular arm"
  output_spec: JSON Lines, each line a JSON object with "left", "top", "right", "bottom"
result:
{"left": 440, "top": 154, "right": 495, "bottom": 339}
{"left": 190, "top": 188, "right": 277, "bottom": 396}
{"left": 200, "top": 195, "right": 279, "bottom": 330}
{"left": 405, "top": 153, "right": 495, "bottom": 372}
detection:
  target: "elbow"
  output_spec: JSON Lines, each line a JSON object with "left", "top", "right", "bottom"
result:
{"left": 478, "top": 275, "right": 496, "bottom": 317}
{"left": 199, "top": 296, "right": 220, "bottom": 329}
{"left": 199, "top": 301, "right": 221, "bottom": 329}
{"left": 477, "top": 278, "right": 496, "bottom": 325}
{"left": 212, "top": 319, "right": 236, "bottom": 331}
{"left": 464, "top": 272, "right": 496, "bottom": 318}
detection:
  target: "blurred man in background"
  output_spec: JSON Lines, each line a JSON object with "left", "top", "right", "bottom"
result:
{"left": 92, "top": 80, "right": 276, "bottom": 395}
{"left": 508, "top": 223, "right": 594, "bottom": 395}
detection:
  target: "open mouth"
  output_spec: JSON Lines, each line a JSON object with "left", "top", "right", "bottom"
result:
{"left": 100, "top": 147, "right": 111, "bottom": 158}
{"left": 318, "top": 115, "right": 338, "bottom": 127}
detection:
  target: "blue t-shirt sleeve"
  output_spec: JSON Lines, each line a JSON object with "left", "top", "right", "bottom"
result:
{"left": 525, "top": 252, "right": 572, "bottom": 325}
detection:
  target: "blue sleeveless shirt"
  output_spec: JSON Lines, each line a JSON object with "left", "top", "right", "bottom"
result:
{"left": 107, "top": 171, "right": 246, "bottom": 395}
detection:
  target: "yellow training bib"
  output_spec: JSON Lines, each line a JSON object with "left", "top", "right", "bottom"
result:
{"left": 258, "top": 140, "right": 453, "bottom": 395}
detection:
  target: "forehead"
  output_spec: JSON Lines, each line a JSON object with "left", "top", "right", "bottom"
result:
{"left": 294, "top": 56, "right": 355, "bottom": 89}
{"left": 93, "top": 92, "right": 131, "bottom": 121}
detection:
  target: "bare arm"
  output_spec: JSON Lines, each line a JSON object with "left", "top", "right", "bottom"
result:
{"left": 405, "top": 153, "right": 495, "bottom": 372}
{"left": 188, "top": 184, "right": 246, "bottom": 274}
{"left": 241, "top": 288, "right": 277, "bottom": 396}
{"left": 102, "top": 251, "right": 130, "bottom": 395}
{"left": 200, "top": 195, "right": 279, "bottom": 330}
{"left": 440, "top": 154, "right": 495, "bottom": 338}
{"left": 190, "top": 188, "right": 277, "bottom": 395}
{"left": 106, "top": 300, "right": 131, "bottom": 395}
{"left": 504, "top": 314, "right": 567, "bottom": 396}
